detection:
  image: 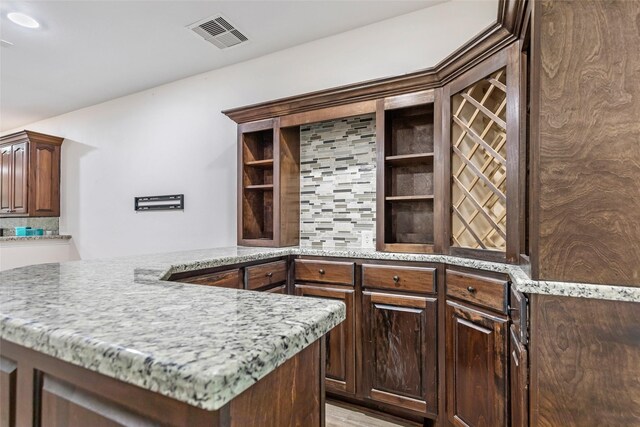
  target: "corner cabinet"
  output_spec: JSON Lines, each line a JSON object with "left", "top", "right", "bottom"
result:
{"left": 0, "top": 131, "right": 64, "bottom": 217}
{"left": 237, "top": 118, "right": 300, "bottom": 247}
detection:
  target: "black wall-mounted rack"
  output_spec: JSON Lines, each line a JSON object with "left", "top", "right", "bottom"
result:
{"left": 134, "top": 194, "right": 184, "bottom": 211}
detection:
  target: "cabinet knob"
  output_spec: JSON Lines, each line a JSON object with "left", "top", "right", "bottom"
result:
{"left": 266, "top": 272, "right": 273, "bottom": 278}
{"left": 467, "top": 286, "right": 476, "bottom": 293}
{"left": 319, "top": 269, "right": 325, "bottom": 275}
{"left": 393, "top": 275, "right": 400, "bottom": 283}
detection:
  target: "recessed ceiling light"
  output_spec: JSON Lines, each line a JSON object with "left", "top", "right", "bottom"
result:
{"left": 7, "top": 12, "right": 40, "bottom": 29}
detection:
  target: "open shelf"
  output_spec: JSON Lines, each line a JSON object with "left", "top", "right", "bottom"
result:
{"left": 385, "top": 153, "right": 434, "bottom": 166}
{"left": 244, "top": 159, "right": 274, "bottom": 168}
{"left": 378, "top": 102, "right": 436, "bottom": 252}
{"left": 385, "top": 195, "right": 434, "bottom": 202}
{"left": 245, "top": 184, "right": 274, "bottom": 190}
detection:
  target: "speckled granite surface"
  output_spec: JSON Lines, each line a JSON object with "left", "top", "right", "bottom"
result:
{"left": 0, "top": 234, "right": 71, "bottom": 242}
{"left": 0, "top": 247, "right": 344, "bottom": 411}
{"left": 0, "top": 245, "right": 637, "bottom": 413}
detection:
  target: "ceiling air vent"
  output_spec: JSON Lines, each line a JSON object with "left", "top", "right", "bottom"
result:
{"left": 188, "top": 15, "right": 248, "bottom": 50}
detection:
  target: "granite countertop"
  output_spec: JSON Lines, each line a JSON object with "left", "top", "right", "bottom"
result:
{"left": 0, "top": 245, "right": 637, "bottom": 413}
{"left": 0, "top": 247, "right": 344, "bottom": 411}
{"left": 0, "top": 234, "right": 72, "bottom": 242}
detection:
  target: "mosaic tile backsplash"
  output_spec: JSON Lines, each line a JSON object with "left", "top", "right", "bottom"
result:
{"left": 300, "top": 114, "right": 376, "bottom": 249}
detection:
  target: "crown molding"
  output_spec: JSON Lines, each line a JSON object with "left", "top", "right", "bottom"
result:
{"left": 222, "top": 0, "right": 527, "bottom": 124}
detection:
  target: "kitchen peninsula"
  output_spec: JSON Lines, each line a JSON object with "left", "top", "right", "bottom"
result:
{"left": 0, "top": 247, "right": 345, "bottom": 426}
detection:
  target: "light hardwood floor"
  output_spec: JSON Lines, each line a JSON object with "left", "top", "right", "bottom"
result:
{"left": 326, "top": 403, "right": 413, "bottom": 427}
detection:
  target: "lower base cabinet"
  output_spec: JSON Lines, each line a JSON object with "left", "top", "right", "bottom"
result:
{"left": 362, "top": 291, "right": 438, "bottom": 417}
{"left": 445, "top": 300, "right": 508, "bottom": 427}
{"left": 294, "top": 283, "right": 356, "bottom": 395}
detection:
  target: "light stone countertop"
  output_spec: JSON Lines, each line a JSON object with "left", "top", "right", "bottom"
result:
{"left": 0, "top": 234, "right": 72, "bottom": 242}
{"left": 1, "top": 245, "right": 637, "bottom": 413}
{"left": 0, "top": 247, "right": 344, "bottom": 411}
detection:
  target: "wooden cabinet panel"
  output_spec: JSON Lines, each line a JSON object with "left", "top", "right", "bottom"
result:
{"left": 446, "top": 300, "right": 508, "bottom": 427}
{"left": 362, "top": 264, "right": 435, "bottom": 293}
{"left": 509, "top": 326, "right": 528, "bottom": 427}
{"left": 0, "top": 146, "right": 11, "bottom": 213}
{"left": 0, "top": 357, "right": 16, "bottom": 427}
{"left": 31, "top": 143, "right": 60, "bottom": 216}
{"left": 294, "top": 259, "right": 354, "bottom": 285}
{"left": 244, "top": 260, "right": 287, "bottom": 290}
{"left": 179, "top": 269, "right": 242, "bottom": 289}
{"left": 363, "top": 291, "right": 437, "bottom": 416}
{"left": 11, "top": 143, "right": 28, "bottom": 214}
{"left": 265, "top": 284, "right": 287, "bottom": 294}
{"left": 0, "top": 131, "right": 63, "bottom": 218}
{"left": 295, "top": 284, "right": 355, "bottom": 395}
{"left": 446, "top": 269, "right": 508, "bottom": 313}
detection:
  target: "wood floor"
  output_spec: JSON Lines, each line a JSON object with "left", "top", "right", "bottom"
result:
{"left": 326, "top": 403, "right": 413, "bottom": 427}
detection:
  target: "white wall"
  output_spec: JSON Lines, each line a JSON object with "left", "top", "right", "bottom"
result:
{"left": 0, "top": 239, "right": 80, "bottom": 271}
{"left": 5, "top": 1, "right": 497, "bottom": 259}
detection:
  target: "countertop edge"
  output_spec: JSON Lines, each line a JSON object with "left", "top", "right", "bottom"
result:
{"left": 0, "top": 234, "right": 72, "bottom": 242}
{"left": 0, "top": 299, "right": 346, "bottom": 411}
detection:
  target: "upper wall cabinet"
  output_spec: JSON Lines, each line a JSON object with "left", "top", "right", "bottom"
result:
{"left": 376, "top": 90, "right": 442, "bottom": 254}
{"left": 237, "top": 118, "right": 300, "bottom": 247}
{"left": 0, "top": 131, "right": 64, "bottom": 218}
{"left": 442, "top": 44, "right": 525, "bottom": 263}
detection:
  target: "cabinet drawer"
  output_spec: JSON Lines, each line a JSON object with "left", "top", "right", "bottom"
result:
{"left": 294, "top": 259, "right": 354, "bottom": 285}
{"left": 179, "top": 269, "right": 241, "bottom": 289}
{"left": 362, "top": 264, "right": 435, "bottom": 293}
{"left": 245, "top": 260, "right": 287, "bottom": 290}
{"left": 446, "top": 269, "right": 508, "bottom": 313}
{"left": 265, "top": 284, "right": 287, "bottom": 294}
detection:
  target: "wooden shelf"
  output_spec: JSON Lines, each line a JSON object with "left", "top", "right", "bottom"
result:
{"left": 385, "top": 153, "right": 434, "bottom": 166}
{"left": 244, "top": 184, "right": 274, "bottom": 191}
{"left": 385, "top": 195, "right": 434, "bottom": 202}
{"left": 244, "top": 159, "right": 274, "bottom": 168}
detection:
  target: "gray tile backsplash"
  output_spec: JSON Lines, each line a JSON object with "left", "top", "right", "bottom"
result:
{"left": 0, "top": 217, "right": 59, "bottom": 236}
{"left": 300, "top": 114, "right": 376, "bottom": 249}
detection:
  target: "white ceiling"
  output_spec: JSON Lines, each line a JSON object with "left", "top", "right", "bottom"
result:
{"left": 0, "top": 0, "right": 448, "bottom": 131}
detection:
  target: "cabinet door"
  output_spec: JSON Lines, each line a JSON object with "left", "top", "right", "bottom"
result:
{"left": 362, "top": 291, "right": 437, "bottom": 416}
{"left": 446, "top": 300, "right": 508, "bottom": 427}
{"left": 31, "top": 143, "right": 60, "bottom": 216}
{"left": 510, "top": 326, "right": 528, "bottom": 427}
{"left": 294, "top": 284, "right": 355, "bottom": 395}
{"left": 0, "top": 145, "right": 11, "bottom": 213}
{"left": 11, "top": 143, "right": 28, "bottom": 214}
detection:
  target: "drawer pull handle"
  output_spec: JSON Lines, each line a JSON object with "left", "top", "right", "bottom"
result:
{"left": 266, "top": 272, "right": 273, "bottom": 278}
{"left": 467, "top": 286, "right": 476, "bottom": 293}
{"left": 319, "top": 269, "right": 325, "bottom": 275}
{"left": 393, "top": 275, "right": 400, "bottom": 283}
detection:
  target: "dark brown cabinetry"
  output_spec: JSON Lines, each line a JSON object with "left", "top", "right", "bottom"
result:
{"left": 445, "top": 299, "right": 508, "bottom": 427}
{"left": 168, "top": 258, "right": 289, "bottom": 293}
{"left": 376, "top": 91, "right": 441, "bottom": 254}
{"left": 362, "top": 291, "right": 437, "bottom": 416}
{"left": 238, "top": 119, "right": 300, "bottom": 247}
{"left": 445, "top": 268, "right": 513, "bottom": 427}
{"left": 295, "top": 283, "right": 355, "bottom": 395}
{"left": 0, "top": 131, "right": 63, "bottom": 217}
{"left": 177, "top": 269, "right": 242, "bottom": 289}
{"left": 442, "top": 43, "right": 524, "bottom": 263}
{"left": 294, "top": 259, "right": 356, "bottom": 395}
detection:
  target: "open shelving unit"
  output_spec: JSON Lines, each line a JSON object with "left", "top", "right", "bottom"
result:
{"left": 238, "top": 119, "right": 300, "bottom": 247}
{"left": 241, "top": 126, "right": 275, "bottom": 242}
{"left": 376, "top": 95, "right": 437, "bottom": 253}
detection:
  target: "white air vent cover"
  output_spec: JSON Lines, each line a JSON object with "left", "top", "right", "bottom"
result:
{"left": 188, "top": 15, "right": 248, "bottom": 49}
